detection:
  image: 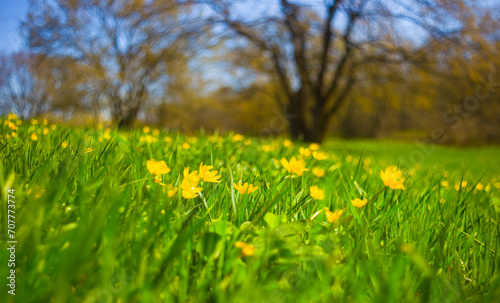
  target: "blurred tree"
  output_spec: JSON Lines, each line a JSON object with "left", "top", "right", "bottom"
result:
{"left": 209, "top": 0, "right": 477, "bottom": 142}
{"left": 24, "top": 0, "right": 199, "bottom": 127}
{"left": 0, "top": 52, "right": 50, "bottom": 118}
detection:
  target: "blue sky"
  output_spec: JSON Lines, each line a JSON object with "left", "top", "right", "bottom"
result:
{"left": 0, "top": 0, "right": 28, "bottom": 53}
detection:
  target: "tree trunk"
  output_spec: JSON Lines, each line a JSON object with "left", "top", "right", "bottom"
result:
{"left": 116, "top": 103, "right": 140, "bottom": 129}
{"left": 285, "top": 93, "right": 330, "bottom": 143}
{"left": 286, "top": 91, "right": 306, "bottom": 140}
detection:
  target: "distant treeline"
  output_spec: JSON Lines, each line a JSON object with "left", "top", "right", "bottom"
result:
{"left": 1, "top": 0, "right": 499, "bottom": 144}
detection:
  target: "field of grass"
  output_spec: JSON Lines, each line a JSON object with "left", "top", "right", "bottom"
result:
{"left": 1, "top": 115, "right": 500, "bottom": 303}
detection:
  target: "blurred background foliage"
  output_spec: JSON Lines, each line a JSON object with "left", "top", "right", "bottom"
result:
{"left": 0, "top": 0, "right": 499, "bottom": 144}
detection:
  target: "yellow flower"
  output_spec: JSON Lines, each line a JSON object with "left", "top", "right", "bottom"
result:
{"left": 283, "top": 139, "right": 293, "bottom": 148}
{"left": 42, "top": 119, "right": 48, "bottom": 125}
{"left": 7, "top": 113, "right": 17, "bottom": 120}
{"left": 147, "top": 160, "right": 171, "bottom": 176}
{"left": 8, "top": 122, "right": 17, "bottom": 130}
{"left": 51, "top": 124, "right": 56, "bottom": 130}
{"left": 153, "top": 129, "right": 160, "bottom": 136}
{"left": 380, "top": 166, "right": 405, "bottom": 190}
{"left": 84, "top": 147, "right": 93, "bottom": 153}
{"left": 232, "top": 134, "right": 244, "bottom": 142}
{"left": 324, "top": 208, "right": 344, "bottom": 223}
{"left": 441, "top": 180, "right": 449, "bottom": 188}
{"left": 281, "top": 157, "right": 309, "bottom": 176}
{"left": 312, "top": 167, "right": 325, "bottom": 178}
{"left": 310, "top": 186, "right": 325, "bottom": 200}
{"left": 182, "top": 143, "right": 190, "bottom": 150}
{"left": 103, "top": 132, "right": 111, "bottom": 140}
{"left": 476, "top": 183, "right": 484, "bottom": 190}
{"left": 62, "top": 141, "right": 68, "bottom": 148}
{"left": 454, "top": 181, "right": 468, "bottom": 191}
{"left": 31, "top": 133, "right": 38, "bottom": 141}
{"left": 164, "top": 137, "right": 172, "bottom": 143}
{"left": 181, "top": 168, "right": 202, "bottom": 199}
{"left": 31, "top": 119, "right": 38, "bottom": 125}
{"left": 143, "top": 126, "right": 150, "bottom": 133}
{"left": 167, "top": 184, "right": 178, "bottom": 197}
{"left": 199, "top": 162, "right": 221, "bottom": 183}
{"left": 309, "top": 143, "right": 320, "bottom": 150}
{"left": 11, "top": 132, "right": 17, "bottom": 138}
{"left": 235, "top": 241, "right": 255, "bottom": 257}
{"left": 345, "top": 155, "right": 353, "bottom": 163}
{"left": 43, "top": 128, "right": 49, "bottom": 135}
{"left": 234, "top": 182, "right": 258, "bottom": 195}
{"left": 312, "top": 151, "right": 328, "bottom": 160}
{"left": 262, "top": 145, "right": 274, "bottom": 152}
{"left": 352, "top": 198, "right": 368, "bottom": 208}
{"left": 299, "top": 147, "right": 311, "bottom": 157}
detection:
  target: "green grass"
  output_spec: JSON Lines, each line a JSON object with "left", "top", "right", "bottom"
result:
{"left": 1, "top": 117, "right": 500, "bottom": 302}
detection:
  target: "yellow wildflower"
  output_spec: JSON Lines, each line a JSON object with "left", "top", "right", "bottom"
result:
{"left": 147, "top": 160, "right": 171, "bottom": 176}
{"left": 153, "top": 129, "right": 160, "bottom": 136}
{"left": 84, "top": 147, "right": 93, "bottom": 153}
{"left": 380, "top": 166, "right": 405, "bottom": 190}
{"left": 42, "top": 119, "right": 48, "bottom": 125}
{"left": 312, "top": 167, "right": 325, "bottom": 178}
{"left": 312, "top": 151, "right": 328, "bottom": 160}
{"left": 199, "top": 162, "right": 221, "bottom": 183}
{"left": 262, "top": 145, "right": 274, "bottom": 152}
{"left": 299, "top": 147, "right": 311, "bottom": 157}
{"left": 232, "top": 134, "right": 244, "bottom": 142}
{"left": 8, "top": 122, "right": 17, "bottom": 130}
{"left": 103, "top": 132, "right": 111, "bottom": 140}
{"left": 62, "top": 141, "right": 68, "bottom": 148}
{"left": 7, "top": 113, "right": 17, "bottom": 120}
{"left": 234, "top": 182, "right": 258, "bottom": 195}
{"left": 31, "top": 133, "right": 38, "bottom": 141}
{"left": 235, "top": 241, "right": 255, "bottom": 257}
{"left": 43, "top": 128, "right": 49, "bottom": 135}
{"left": 281, "top": 157, "right": 309, "bottom": 176}
{"left": 324, "top": 208, "right": 344, "bottom": 223}
{"left": 476, "top": 183, "right": 484, "bottom": 190}
{"left": 310, "top": 186, "right": 325, "bottom": 200}
{"left": 309, "top": 143, "right": 320, "bottom": 150}
{"left": 182, "top": 143, "right": 190, "bottom": 150}
{"left": 352, "top": 198, "right": 368, "bottom": 208}
{"left": 167, "top": 184, "right": 178, "bottom": 197}
{"left": 441, "top": 180, "right": 449, "bottom": 188}
{"left": 454, "top": 181, "right": 468, "bottom": 191}
{"left": 181, "top": 168, "right": 202, "bottom": 199}
{"left": 143, "top": 126, "right": 150, "bottom": 133}
{"left": 31, "top": 119, "right": 38, "bottom": 125}
{"left": 283, "top": 139, "right": 293, "bottom": 148}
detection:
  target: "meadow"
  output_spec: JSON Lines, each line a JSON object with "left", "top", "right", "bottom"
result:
{"left": 1, "top": 114, "right": 500, "bottom": 302}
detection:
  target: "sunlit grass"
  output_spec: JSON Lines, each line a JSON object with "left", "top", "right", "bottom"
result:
{"left": 1, "top": 116, "right": 500, "bottom": 302}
